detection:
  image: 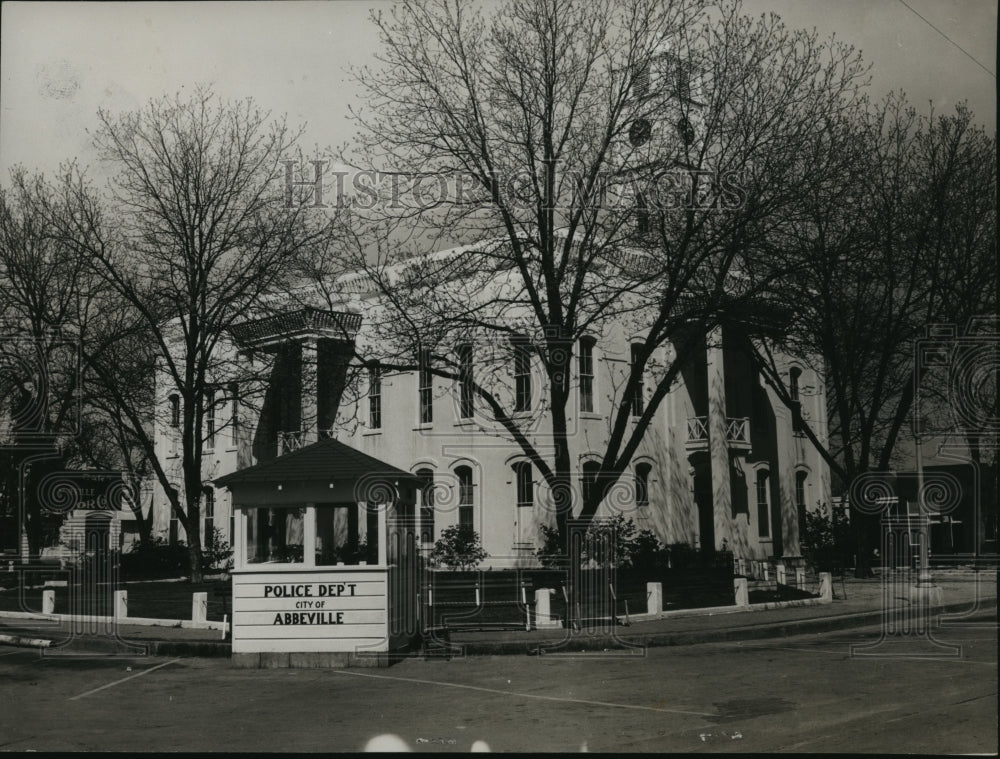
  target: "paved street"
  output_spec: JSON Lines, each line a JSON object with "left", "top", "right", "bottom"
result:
{"left": 0, "top": 614, "right": 995, "bottom": 753}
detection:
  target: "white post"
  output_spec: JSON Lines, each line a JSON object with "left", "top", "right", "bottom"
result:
{"left": 763, "top": 563, "right": 769, "bottom": 582}
{"left": 192, "top": 592, "right": 208, "bottom": 625}
{"left": 114, "top": 590, "right": 128, "bottom": 619}
{"left": 646, "top": 582, "right": 663, "bottom": 615}
{"left": 534, "top": 588, "right": 559, "bottom": 629}
{"left": 42, "top": 589, "right": 55, "bottom": 615}
{"left": 795, "top": 567, "right": 805, "bottom": 590}
{"left": 734, "top": 577, "right": 749, "bottom": 608}
{"left": 776, "top": 564, "right": 786, "bottom": 586}
{"left": 819, "top": 572, "right": 833, "bottom": 602}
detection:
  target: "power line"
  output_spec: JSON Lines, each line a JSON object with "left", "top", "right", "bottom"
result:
{"left": 896, "top": 0, "right": 996, "bottom": 79}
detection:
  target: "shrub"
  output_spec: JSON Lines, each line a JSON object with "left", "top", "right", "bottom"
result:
{"left": 535, "top": 524, "right": 564, "bottom": 568}
{"left": 202, "top": 527, "right": 233, "bottom": 572}
{"left": 120, "top": 537, "right": 189, "bottom": 580}
{"left": 429, "top": 525, "right": 488, "bottom": 570}
{"left": 801, "top": 502, "right": 852, "bottom": 572}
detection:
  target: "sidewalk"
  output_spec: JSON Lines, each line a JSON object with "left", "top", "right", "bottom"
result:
{"left": 1, "top": 572, "right": 995, "bottom": 659}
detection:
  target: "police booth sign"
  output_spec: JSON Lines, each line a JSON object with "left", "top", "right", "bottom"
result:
{"left": 213, "top": 439, "right": 420, "bottom": 669}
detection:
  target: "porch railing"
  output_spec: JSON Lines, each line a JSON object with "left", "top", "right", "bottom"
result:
{"left": 686, "top": 416, "right": 751, "bottom": 450}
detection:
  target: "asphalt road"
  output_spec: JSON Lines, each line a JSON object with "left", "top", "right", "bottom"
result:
{"left": 0, "top": 616, "right": 995, "bottom": 753}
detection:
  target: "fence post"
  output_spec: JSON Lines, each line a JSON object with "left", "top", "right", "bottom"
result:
{"left": 795, "top": 567, "right": 806, "bottom": 590}
{"left": 762, "top": 563, "right": 769, "bottom": 582}
{"left": 192, "top": 592, "right": 208, "bottom": 625}
{"left": 776, "top": 564, "right": 786, "bottom": 586}
{"left": 534, "top": 588, "right": 559, "bottom": 629}
{"left": 42, "top": 589, "right": 55, "bottom": 615}
{"left": 818, "top": 572, "right": 833, "bottom": 602}
{"left": 646, "top": 582, "right": 662, "bottom": 615}
{"left": 114, "top": 589, "right": 128, "bottom": 619}
{"left": 734, "top": 577, "right": 749, "bottom": 608}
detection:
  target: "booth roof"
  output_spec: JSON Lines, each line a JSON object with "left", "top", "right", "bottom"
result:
{"left": 213, "top": 438, "right": 417, "bottom": 487}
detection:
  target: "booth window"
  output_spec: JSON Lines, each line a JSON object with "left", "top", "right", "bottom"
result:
{"left": 579, "top": 338, "right": 595, "bottom": 412}
{"left": 369, "top": 362, "right": 382, "bottom": 429}
{"left": 796, "top": 471, "right": 808, "bottom": 531}
{"left": 417, "top": 468, "right": 435, "bottom": 544}
{"left": 789, "top": 367, "right": 801, "bottom": 403}
{"left": 246, "top": 506, "right": 305, "bottom": 564}
{"left": 169, "top": 515, "right": 179, "bottom": 545}
{"left": 458, "top": 344, "right": 474, "bottom": 419}
{"left": 515, "top": 462, "right": 533, "bottom": 508}
{"left": 316, "top": 503, "right": 375, "bottom": 565}
{"left": 582, "top": 461, "right": 601, "bottom": 510}
{"left": 756, "top": 471, "right": 771, "bottom": 538}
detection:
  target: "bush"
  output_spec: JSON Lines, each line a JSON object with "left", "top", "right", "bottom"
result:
{"left": 429, "top": 525, "right": 488, "bottom": 570}
{"left": 801, "top": 502, "right": 852, "bottom": 572}
{"left": 120, "top": 537, "right": 189, "bottom": 580}
{"left": 202, "top": 527, "right": 233, "bottom": 572}
{"left": 535, "top": 524, "right": 564, "bottom": 568}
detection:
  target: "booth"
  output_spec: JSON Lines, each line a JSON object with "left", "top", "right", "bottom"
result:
{"left": 215, "top": 438, "right": 420, "bottom": 668}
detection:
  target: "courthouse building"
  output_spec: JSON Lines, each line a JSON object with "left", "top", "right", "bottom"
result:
{"left": 147, "top": 242, "right": 831, "bottom": 570}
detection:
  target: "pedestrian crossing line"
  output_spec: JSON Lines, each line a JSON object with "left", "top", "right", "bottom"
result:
{"left": 329, "top": 669, "right": 715, "bottom": 717}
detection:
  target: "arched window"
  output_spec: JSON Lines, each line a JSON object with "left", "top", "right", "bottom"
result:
{"left": 203, "top": 488, "right": 215, "bottom": 543}
{"left": 630, "top": 344, "right": 645, "bottom": 416}
{"left": 796, "top": 471, "right": 808, "bottom": 531}
{"left": 417, "top": 468, "right": 435, "bottom": 544}
{"left": 368, "top": 362, "right": 382, "bottom": 429}
{"left": 579, "top": 338, "right": 596, "bottom": 413}
{"left": 635, "top": 463, "right": 652, "bottom": 508}
{"left": 457, "top": 345, "right": 474, "bottom": 419}
{"left": 756, "top": 470, "right": 771, "bottom": 538}
{"left": 513, "top": 340, "right": 531, "bottom": 412}
{"left": 789, "top": 367, "right": 801, "bottom": 403}
{"left": 169, "top": 394, "right": 180, "bottom": 428}
{"left": 514, "top": 462, "right": 533, "bottom": 508}
{"left": 456, "top": 465, "right": 474, "bottom": 529}
{"left": 582, "top": 461, "right": 602, "bottom": 510}
{"left": 418, "top": 348, "right": 433, "bottom": 424}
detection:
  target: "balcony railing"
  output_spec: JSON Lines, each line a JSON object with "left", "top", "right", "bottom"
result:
{"left": 686, "top": 416, "right": 751, "bottom": 451}
{"left": 278, "top": 427, "right": 337, "bottom": 456}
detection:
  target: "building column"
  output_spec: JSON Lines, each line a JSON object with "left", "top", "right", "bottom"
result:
{"left": 706, "top": 327, "right": 732, "bottom": 551}
{"left": 300, "top": 339, "right": 318, "bottom": 439}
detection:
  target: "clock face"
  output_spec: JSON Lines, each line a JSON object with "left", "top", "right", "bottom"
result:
{"left": 629, "top": 118, "right": 652, "bottom": 147}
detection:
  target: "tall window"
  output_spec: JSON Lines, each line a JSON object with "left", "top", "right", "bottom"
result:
{"left": 796, "top": 471, "right": 808, "bottom": 532}
{"left": 457, "top": 465, "right": 474, "bottom": 529}
{"left": 630, "top": 344, "right": 645, "bottom": 416}
{"left": 368, "top": 362, "right": 382, "bottom": 429}
{"left": 676, "top": 60, "right": 692, "bottom": 100}
{"left": 515, "top": 462, "right": 533, "bottom": 508}
{"left": 169, "top": 394, "right": 180, "bottom": 428}
{"left": 229, "top": 382, "right": 239, "bottom": 446}
{"left": 203, "top": 488, "right": 215, "bottom": 543}
{"left": 756, "top": 470, "right": 771, "bottom": 538}
{"left": 205, "top": 389, "right": 216, "bottom": 450}
{"left": 417, "top": 468, "right": 435, "bottom": 544}
{"left": 169, "top": 514, "right": 179, "bottom": 545}
{"left": 579, "top": 338, "right": 595, "bottom": 413}
{"left": 582, "top": 461, "right": 601, "bottom": 510}
{"left": 635, "top": 463, "right": 651, "bottom": 508}
{"left": 789, "top": 367, "right": 801, "bottom": 403}
{"left": 632, "top": 60, "right": 650, "bottom": 98}
{"left": 458, "top": 344, "right": 474, "bottom": 419}
{"left": 513, "top": 341, "right": 531, "bottom": 412}
{"left": 418, "top": 349, "right": 433, "bottom": 424}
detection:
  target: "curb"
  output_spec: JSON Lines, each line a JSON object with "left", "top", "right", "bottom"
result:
{"left": 3, "top": 598, "right": 994, "bottom": 659}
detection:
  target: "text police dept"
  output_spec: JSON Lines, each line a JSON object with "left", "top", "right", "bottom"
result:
{"left": 263, "top": 583, "right": 358, "bottom": 625}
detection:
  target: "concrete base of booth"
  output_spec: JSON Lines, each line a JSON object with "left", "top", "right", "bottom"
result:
{"left": 232, "top": 651, "right": 394, "bottom": 669}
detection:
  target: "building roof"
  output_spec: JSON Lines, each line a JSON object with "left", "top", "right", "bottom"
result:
{"left": 213, "top": 437, "right": 417, "bottom": 488}
{"left": 228, "top": 308, "right": 362, "bottom": 349}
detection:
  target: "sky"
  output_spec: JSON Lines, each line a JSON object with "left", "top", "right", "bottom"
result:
{"left": 0, "top": 0, "right": 996, "bottom": 179}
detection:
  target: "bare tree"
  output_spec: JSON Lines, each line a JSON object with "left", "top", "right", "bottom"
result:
{"left": 337, "top": 0, "right": 869, "bottom": 546}
{"left": 52, "top": 88, "right": 337, "bottom": 580}
{"left": 751, "top": 98, "right": 997, "bottom": 573}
